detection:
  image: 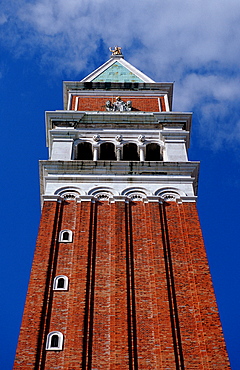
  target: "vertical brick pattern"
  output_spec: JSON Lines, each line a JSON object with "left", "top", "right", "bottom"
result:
{"left": 182, "top": 202, "right": 231, "bottom": 369}
{"left": 14, "top": 199, "right": 231, "bottom": 369}
{"left": 89, "top": 201, "right": 129, "bottom": 369}
{"left": 110, "top": 202, "right": 129, "bottom": 369}
{"left": 147, "top": 202, "right": 176, "bottom": 368}
{"left": 162, "top": 201, "right": 231, "bottom": 369}
{"left": 91, "top": 201, "right": 112, "bottom": 369}
{"left": 13, "top": 201, "right": 61, "bottom": 369}
{"left": 128, "top": 201, "right": 161, "bottom": 369}
{"left": 66, "top": 201, "right": 93, "bottom": 369}
{"left": 162, "top": 201, "right": 204, "bottom": 369}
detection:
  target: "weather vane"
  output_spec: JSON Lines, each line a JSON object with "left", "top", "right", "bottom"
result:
{"left": 109, "top": 46, "right": 122, "bottom": 55}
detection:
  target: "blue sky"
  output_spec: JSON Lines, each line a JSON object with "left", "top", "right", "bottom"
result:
{"left": 1, "top": 1, "right": 240, "bottom": 368}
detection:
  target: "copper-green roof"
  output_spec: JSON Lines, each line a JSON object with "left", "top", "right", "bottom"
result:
{"left": 92, "top": 61, "right": 144, "bottom": 83}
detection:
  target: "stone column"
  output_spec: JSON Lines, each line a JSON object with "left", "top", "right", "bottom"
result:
{"left": 139, "top": 146, "right": 145, "bottom": 162}
{"left": 93, "top": 146, "right": 98, "bottom": 161}
{"left": 116, "top": 147, "right": 121, "bottom": 161}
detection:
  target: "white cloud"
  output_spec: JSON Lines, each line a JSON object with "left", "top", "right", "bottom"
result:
{"left": 1, "top": 0, "right": 240, "bottom": 148}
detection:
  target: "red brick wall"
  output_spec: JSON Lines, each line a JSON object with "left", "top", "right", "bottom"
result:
{"left": 71, "top": 95, "right": 166, "bottom": 112}
{"left": 161, "top": 201, "right": 230, "bottom": 369}
{"left": 14, "top": 200, "right": 230, "bottom": 369}
{"left": 13, "top": 201, "right": 61, "bottom": 369}
{"left": 181, "top": 202, "right": 230, "bottom": 368}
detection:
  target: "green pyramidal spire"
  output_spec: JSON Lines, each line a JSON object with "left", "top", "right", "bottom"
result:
{"left": 81, "top": 47, "right": 155, "bottom": 83}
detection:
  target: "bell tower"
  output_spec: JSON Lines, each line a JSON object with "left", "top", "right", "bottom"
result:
{"left": 14, "top": 48, "right": 230, "bottom": 369}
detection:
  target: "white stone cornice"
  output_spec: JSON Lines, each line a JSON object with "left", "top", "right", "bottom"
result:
{"left": 40, "top": 160, "right": 199, "bottom": 177}
{"left": 42, "top": 194, "right": 61, "bottom": 203}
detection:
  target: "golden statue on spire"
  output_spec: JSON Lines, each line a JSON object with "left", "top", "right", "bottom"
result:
{"left": 109, "top": 46, "right": 122, "bottom": 55}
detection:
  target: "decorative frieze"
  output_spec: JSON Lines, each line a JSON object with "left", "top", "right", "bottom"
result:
{"left": 41, "top": 185, "right": 197, "bottom": 204}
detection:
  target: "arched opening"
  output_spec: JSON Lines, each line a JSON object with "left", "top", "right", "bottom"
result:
{"left": 51, "top": 335, "right": 59, "bottom": 348}
{"left": 145, "top": 143, "right": 162, "bottom": 161}
{"left": 46, "top": 331, "right": 64, "bottom": 350}
{"left": 76, "top": 142, "right": 93, "bottom": 160}
{"left": 57, "top": 278, "right": 65, "bottom": 289}
{"left": 99, "top": 142, "right": 116, "bottom": 160}
{"left": 122, "top": 143, "right": 139, "bottom": 161}
{"left": 59, "top": 230, "right": 73, "bottom": 243}
{"left": 62, "top": 231, "right": 69, "bottom": 241}
{"left": 53, "top": 275, "right": 68, "bottom": 290}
